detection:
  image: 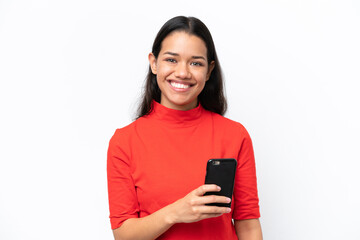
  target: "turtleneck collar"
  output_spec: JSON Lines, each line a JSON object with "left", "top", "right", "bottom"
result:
{"left": 148, "top": 100, "right": 204, "bottom": 127}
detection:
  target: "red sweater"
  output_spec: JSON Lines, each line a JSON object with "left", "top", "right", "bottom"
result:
{"left": 107, "top": 101, "right": 260, "bottom": 239}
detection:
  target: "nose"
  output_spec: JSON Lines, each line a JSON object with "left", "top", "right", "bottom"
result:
{"left": 174, "top": 62, "right": 191, "bottom": 79}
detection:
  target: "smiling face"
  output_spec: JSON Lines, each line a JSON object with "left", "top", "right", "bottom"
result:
{"left": 149, "top": 31, "right": 215, "bottom": 111}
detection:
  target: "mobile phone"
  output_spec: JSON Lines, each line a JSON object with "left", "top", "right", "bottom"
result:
{"left": 204, "top": 158, "right": 237, "bottom": 207}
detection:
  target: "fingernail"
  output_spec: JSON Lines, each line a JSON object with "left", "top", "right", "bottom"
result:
{"left": 226, "top": 198, "right": 231, "bottom": 203}
{"left": 217, "top": 186, "right": 221, "bottom": 190}
{"left": 226, "top": 208, "right": 231, "bottom": 213}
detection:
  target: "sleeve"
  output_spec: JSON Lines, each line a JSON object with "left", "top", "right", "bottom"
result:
{"left": 107, "top": 128, "right": 139, "bottom": 230}
{"left": 232, "top": 126, "right": 261, "bottom": 220}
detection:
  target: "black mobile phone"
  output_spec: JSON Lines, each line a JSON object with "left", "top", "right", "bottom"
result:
{"left": 204, "top": 158, "right": 237, "bottom": 208}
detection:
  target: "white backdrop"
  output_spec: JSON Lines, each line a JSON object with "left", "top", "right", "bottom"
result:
{"left": 1, "top": 0, "right": 359, "bottom": 239}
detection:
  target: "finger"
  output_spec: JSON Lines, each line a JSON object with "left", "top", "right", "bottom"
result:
{"left": 194, "top": 205, "right": 232, "bottom": 214}
{"left": 194, "top": 184, "right": 221, "bottom": 196}
{"left": 189, "top": 195, "right": 231, "bottom": 205}
{"left": 199, "top": 195, "right": 232, "bottom": 205}
{"left": 199, "top": 213, "right": 223, "bottom": 220}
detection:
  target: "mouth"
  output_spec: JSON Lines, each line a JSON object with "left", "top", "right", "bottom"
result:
{"left": 167, "top": 80, "right": 194, "bottom": 91}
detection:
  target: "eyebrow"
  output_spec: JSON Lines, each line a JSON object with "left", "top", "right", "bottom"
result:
{"left": 163, "top": 51, "right": 206, "bottom": 60}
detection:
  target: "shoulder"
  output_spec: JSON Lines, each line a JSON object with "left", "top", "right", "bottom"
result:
{"left": 109, "top": 115, "right": 152, "bottom": 143}
{"left": 107, "top": 118, "right": 145, "bottom": 162}
{"left": 210, "top": 112, "right": 251, "bottom": 138}
{"left": 111, "top": 122, "right": 135, "bottom": 141}
{"left": 108, "top": 118, "right": 140, "bottom": 148}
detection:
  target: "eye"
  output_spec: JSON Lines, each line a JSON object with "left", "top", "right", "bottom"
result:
{"left": 165, "top": 58, "right": 177, "bottom": 63}
{"left": 190, "top": 62, "right": 203, "bottom": 66}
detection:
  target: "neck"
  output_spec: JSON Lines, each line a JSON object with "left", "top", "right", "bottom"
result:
{"left": 160, "top": 99, "right": 198, "bottom": 111}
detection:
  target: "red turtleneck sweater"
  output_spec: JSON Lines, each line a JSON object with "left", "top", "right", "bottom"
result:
{"left": 107, "top": 101, "right": 260, "bottom": 239}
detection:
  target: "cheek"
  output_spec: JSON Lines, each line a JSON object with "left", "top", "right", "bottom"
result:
{"left": 194, "top": 71, "right": 208, "bottom": 83}
{"left": 156, "top": 64, "right": 172, "bottom": 78}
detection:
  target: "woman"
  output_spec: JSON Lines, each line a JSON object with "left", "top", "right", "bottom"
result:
{"left": 107, "top": 16, "right": 262, "bottom": 240}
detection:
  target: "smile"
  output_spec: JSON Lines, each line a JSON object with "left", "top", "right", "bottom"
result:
{"left": 170, "top": 81, "right": 190, "bottom": 89}
{"left": 168, "top": 80, "right": 194, "bottom": 92}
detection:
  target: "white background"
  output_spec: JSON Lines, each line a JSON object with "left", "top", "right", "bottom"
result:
{"left": 1, "top": 0, "right": 359, "bottom": 239}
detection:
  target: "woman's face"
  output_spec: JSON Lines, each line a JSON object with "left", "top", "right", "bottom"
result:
{"left": 149, "top": 31, "right": 214, "bottom": 111}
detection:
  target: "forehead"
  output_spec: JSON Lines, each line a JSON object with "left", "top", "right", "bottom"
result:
{"left": 159, "top": 31, "right": 208, "bottom": 57}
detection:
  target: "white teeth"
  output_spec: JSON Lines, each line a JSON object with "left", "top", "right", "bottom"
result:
{"left": 170, "top": 81, "right": 190, "bottom": 89}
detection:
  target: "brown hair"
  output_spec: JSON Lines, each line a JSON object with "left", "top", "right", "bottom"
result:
{"left": 136, "top": 16, "right": 227, "bottom": 118}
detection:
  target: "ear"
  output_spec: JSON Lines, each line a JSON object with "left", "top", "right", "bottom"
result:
{"left": 206, "top": 61, "right": 215, "bottom": 81}
{"left": 148, "top": 53, "right": 157, "bottom": 74}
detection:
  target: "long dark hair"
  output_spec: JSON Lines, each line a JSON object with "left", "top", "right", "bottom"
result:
{"left": 136, "top": 16, "right": 227, "bottom": 118}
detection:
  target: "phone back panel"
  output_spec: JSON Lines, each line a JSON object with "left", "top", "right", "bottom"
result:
{"left": 204, "top": 158, "right": 237, "bottom": 207}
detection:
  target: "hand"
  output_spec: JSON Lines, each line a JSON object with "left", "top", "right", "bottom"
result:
{"left": 166, "top": 184, "right": 232, "bottom": 224}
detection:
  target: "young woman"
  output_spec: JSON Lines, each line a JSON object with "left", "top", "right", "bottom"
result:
{"left": 107, "top": 16, "right": 262, "bottom": 240}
